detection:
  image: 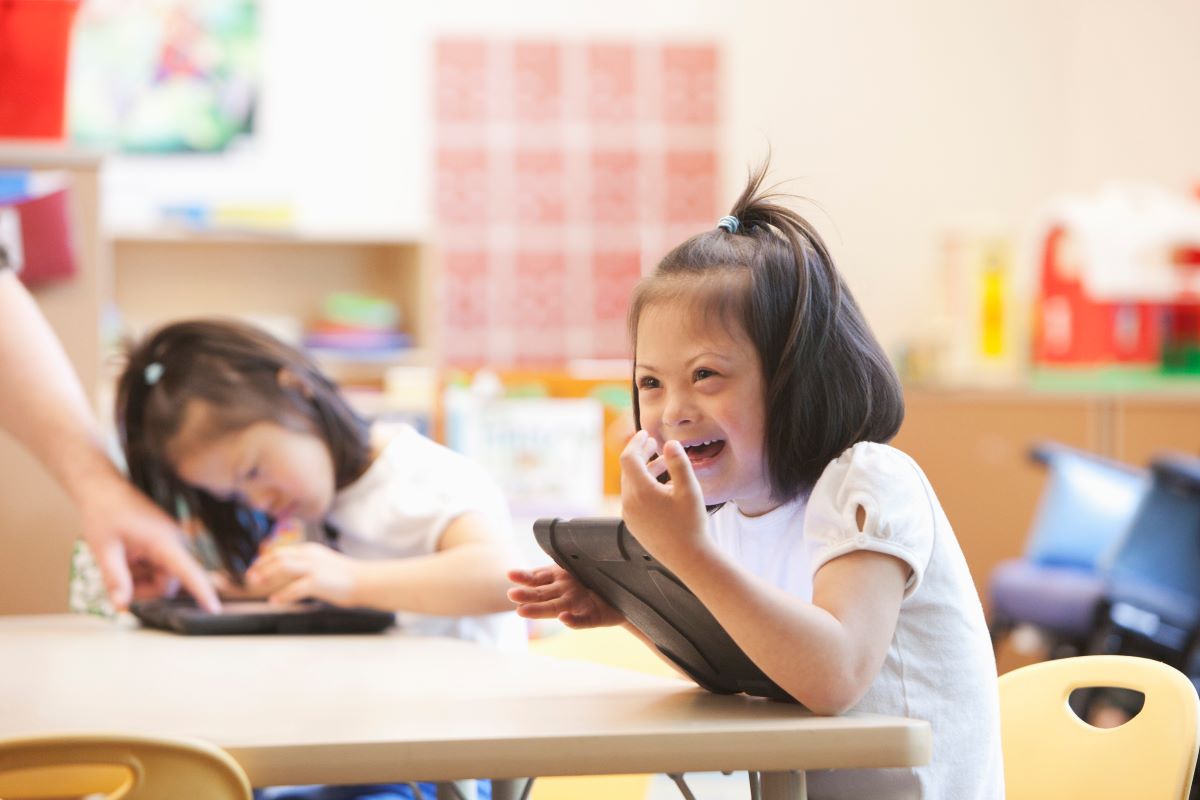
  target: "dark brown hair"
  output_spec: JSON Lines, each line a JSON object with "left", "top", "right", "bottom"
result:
{"left": 114, "top": 318, "right": 372, "bottom": 578}
{"left": 628, "top": 162, "right": 904, "bottom": 503}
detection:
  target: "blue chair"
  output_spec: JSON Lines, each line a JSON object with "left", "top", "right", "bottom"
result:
{"left": 989, "top": 443, "right": 1149, "bottom": 656}
{"left": 1091, "top": 454, "right": 1200, "bottom": 664}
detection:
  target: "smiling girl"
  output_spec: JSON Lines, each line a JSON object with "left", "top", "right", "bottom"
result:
{"left": 509, "top": 164, "right": 1004, "bottom": 798}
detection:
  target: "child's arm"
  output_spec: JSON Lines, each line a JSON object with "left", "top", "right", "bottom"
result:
{"left": 621, "top": 433, "right": 909, "bottom": 715}
{"left": 246, "top": 511, "right": 519, "bottom": 615}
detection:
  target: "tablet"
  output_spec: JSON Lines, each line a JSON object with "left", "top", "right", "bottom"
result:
{"left": 533, "top": 517, "right": 795, "bottom": 702}
{"left": 129, "top": 597, "right": 396, "bottom": 636}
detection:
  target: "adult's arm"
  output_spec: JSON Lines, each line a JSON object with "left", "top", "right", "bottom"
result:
{"left": 0, "top": 270, "right": 217, "bottom": 611}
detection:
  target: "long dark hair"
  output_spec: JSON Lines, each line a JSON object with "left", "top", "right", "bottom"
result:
{"left": 115, "top": 318, "right": 372, "bottom": 579}
{"left": 628, "top": 162, "right": 904, "bottom": 503}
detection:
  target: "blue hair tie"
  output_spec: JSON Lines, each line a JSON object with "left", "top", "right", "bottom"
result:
{"left": 717, "top": 215, "right": 740, "bottom": 233}
{"left": 144, "top": 362, "right": 164, "bottom": 386}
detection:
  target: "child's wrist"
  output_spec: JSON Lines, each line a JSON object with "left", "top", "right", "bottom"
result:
{"left": 345, "top": 560, "right": 374, "bottom": 608}
{"left": 668, "top": 541, "right": 727, "bottom": 589}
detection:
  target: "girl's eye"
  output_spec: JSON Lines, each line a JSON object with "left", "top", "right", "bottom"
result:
{"left": 244, "top": 466, "right": 260, "bottom": 482}
{"left": 637, "top": 376, "right": 660, "bottom": 390}
{"left": 694, "top": 368, "right": 716, "bottom": 381}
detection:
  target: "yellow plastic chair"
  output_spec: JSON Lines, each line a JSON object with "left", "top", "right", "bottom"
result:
{"left": 0, "top": 732, "right": 252, "bottom": 799}
{"left": 999, "top": 655, "right": 1200, "bottom": 800}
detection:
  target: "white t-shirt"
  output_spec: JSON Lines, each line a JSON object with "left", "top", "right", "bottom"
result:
{"left": 326, "top": 424, "right": 527, "bottom": 652}
{"left": 709, "top": 442, "right": 1003, "bottom": 800}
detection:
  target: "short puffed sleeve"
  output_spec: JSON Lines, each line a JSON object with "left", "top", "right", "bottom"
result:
{"left": 803, "top": 442, "right": 936, "bottom": 598}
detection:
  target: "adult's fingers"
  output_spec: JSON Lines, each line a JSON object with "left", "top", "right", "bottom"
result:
{"left": 92, "top": 538, "right": 133, "bottom": 612}
{"left": 147, "top": 536, "right": 220, "bottom": 612}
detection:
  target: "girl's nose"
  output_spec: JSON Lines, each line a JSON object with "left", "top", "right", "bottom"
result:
{"left": 662, "top": 392, "right": 695, "bottom": 428}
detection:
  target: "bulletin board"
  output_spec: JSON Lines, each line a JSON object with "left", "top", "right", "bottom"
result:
{"left": 433, "top": 39, "right": 722, "bottom": 365}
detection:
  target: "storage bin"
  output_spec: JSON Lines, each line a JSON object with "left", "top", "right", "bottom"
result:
{"left": 0, "top": 0, "right": 80, "bottom": 139}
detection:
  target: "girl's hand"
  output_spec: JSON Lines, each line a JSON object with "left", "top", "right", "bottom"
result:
{"left": 619, "top": 431, "right": 713, "bottom": 570}
{"left": 244, "top": 542, "right": 363, "bottom": 607}
{"left": 210, "top": 570, "right": 268, "bottom": 601}
{"left": 507, "top": 566, "right": 624, "bottom": 628}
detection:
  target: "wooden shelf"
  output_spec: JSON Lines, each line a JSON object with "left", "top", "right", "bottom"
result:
{"left": 109, "top": 227, "right": 427, "bottom": 246}
{"left": 111, "top": 234, "right": 439, "bottom": 371}
{"left": 0, "top": 141, "right": 104, "bottom": 170}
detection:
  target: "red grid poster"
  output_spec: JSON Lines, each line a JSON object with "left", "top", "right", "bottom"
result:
{"left": 434, "top": 39, "right": 721, "bottom": 365}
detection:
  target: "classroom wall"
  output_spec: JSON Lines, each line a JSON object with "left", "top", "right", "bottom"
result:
{"left": 102, "top": 0, "right": 730, "bottom": 238}
{"left": 104, "top": 0, "right": 1200, "bottom": 357}
{"left": 726, "top": 0, "right": 1200, "bottom": 355}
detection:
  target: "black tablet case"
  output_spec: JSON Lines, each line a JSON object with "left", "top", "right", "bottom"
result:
{"left": 534, "top": 517, "right": 795, "bottom": 702}
{"left": 129, "top": 597, "right": 396, "bottom": 636}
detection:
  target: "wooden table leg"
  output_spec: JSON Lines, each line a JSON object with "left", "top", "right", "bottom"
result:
{"left": 761, "top": 770, "right": 807, "bottom": 800}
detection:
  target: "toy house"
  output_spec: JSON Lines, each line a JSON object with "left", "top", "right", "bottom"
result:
{"left": 1034, "top": 186, "right": 1200, "bottom": 372}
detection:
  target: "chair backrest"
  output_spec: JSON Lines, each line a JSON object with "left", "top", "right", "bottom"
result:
{"left": 0, "top": 732, "right": 252, "bottom": 799}
{"left": 1024, "top": 443, "right": 1148, "bottom": 570}
{"left": 1104, "top": 454, "right": 1200, "bottom": 646}
{"left": 1000, "top": 655, "right": 1200, "bottom": 800}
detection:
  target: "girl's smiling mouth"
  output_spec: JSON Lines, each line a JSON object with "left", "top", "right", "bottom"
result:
{"left": 682, "top": 438, "right": 726, "bottom": 467}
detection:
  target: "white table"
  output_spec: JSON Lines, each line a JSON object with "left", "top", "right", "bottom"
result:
{"left": 0, "top": 615, "right": 931, "bottom": 798}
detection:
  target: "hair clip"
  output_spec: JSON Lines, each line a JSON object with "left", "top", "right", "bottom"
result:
{"left": 144, "top": 362, "right": 164, "bottom": 386}
{"left": 717, "top": 215, "right": 740, "bottom": 233}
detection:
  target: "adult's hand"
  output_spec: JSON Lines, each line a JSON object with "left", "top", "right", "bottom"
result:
{"left": 76, "top": 472, "right": 219, "bottom": 612}
{"left": 0, "top": 270, "right": 218, "bottom": 613}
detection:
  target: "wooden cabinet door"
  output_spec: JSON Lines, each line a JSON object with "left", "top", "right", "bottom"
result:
{"left": 1112, "top": 395, "right": 1200, "bottom": 467}
{"left": 892, "top": 390, "right": 1101, "bottom": 611}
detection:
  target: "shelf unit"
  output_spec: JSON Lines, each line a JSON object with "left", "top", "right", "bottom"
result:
{"left": 0, "top": 142, "right": 107, "bottom": 614}
{"left": 0, "top": 143, "right": 440, "bottom": 614}
{"left": 110, "top": 230, "right": 438, "bottom": 384}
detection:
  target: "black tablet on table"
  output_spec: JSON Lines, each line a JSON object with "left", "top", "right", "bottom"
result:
{"left": 533, "top": 516, "right": 796, "bottom": 702}
{"left": 129, "top": 597, "right": 396, "bottom": 636}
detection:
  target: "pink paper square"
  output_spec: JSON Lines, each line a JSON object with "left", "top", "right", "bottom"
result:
{"left": 513, "top": 251, "right": 567, "bottom": 330}
{"left": 587, "top": 43, "right": 636, "bottom": 123}
{"left": 514, "top": 42, "right": 562, "bottom": 122}
{"left": 435, "top": 40, "right": 489, "bottom": 124}
{"left": 591, "top": 151, "right": 639, "bottom": 224}
{"left": 663, "top": 150, "right": 718, "bottom": 224}
{"left": 662, "top": 45, "right": 718, "bottom": 125}
{"left": 436, "top": 150, "right": 490, "bottom": 224}
{"left": 443, "top": 250, "right": 491, "bottom": 329}
{"left": 514, "top": 150, "right": 566, "bottom": 224}
{"left": 593, "top": 251, "right": 642, "bottom": 322}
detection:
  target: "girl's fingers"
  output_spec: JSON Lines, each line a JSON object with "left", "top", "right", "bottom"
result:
{"left": 507, "top": 578, "right": 570, "bottom": 604}
{"left": 507, "top": 566, "right": 559, "bottom": 587}
{"left": 514, "top": 599, "right": 569, "bottom": 619}
{"left": 646, "top": 454, "right": 669, "bottom": 479}
{"left": 269, "top": 576, "right": 314, "bottom": 606}
{"left": 660, "top": 439, "right": 703, "bottom": 504}
{"left": 249, "top": 548, "right": 312, "bottom": 584}
{"left": 619, "top": 430, "right": 656, "bottom": 471}
{"left": 620, "top": 430, "right": 665, "bottom": 493}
